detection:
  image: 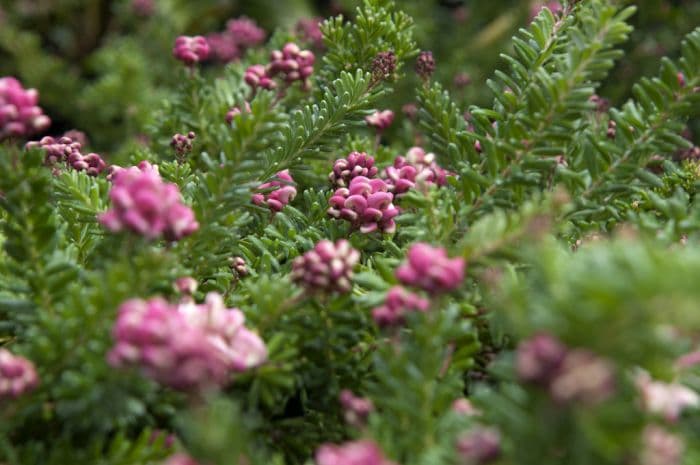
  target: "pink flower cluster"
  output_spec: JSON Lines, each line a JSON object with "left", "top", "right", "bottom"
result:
{"left": 245, "top": 43, "right": 315, "bottom": 92}
{"left": 0, "top": 77, "right": 50, "bottom": 139}
{"left": 516, "top": 333, "right": 615, "bottom": 405}
{"left": 291, "top": 240, "right": 360, "bottom": 294}
{"left": 26, "top": 135, "right": 106, "bottom": 176}
{"left": 131, "top": 0, "right": 155, "bottom": 17}
{"left": 0, "top": 349, "right": 39, "bottom": 400}
{"left": 396, "top": 243, "right": 465, "bottom": 294}
{"left": 316, "top": 440, "right": 396, "bottom": 465}
{"left": 635, "top": 372, "right": 699, "bottom": 422}
{"left": 365, "top": 110, "right": 394, "bottom": 131}
{"left": 456, "top": 428, "right": 501, "bottom": 465}
{"left": 382, "top": 147, "right": 449, "bottom": 197}
{"left": 296, "top": 17, "right": 324, "bottom": 49}
{"left": 163, "top": 454, "right": 201, "bottom": 465}
{"left": 171, "top": 131, "right": 195, "bottom": 157}
{"left": 98, "top": 161, "right": 199, "bottom": 241}
{"left": 172, "top": 36, "right": 210, "bottom": 66}
{"left": 108, "top": 293, "right": 267, "bottom": 392}
{"left": 329, "top": 152, "right": 378, "bottom": 188}
{"left": 251, "top": 170, "right": 297, "bottom": 212}
{"left": 640, "top": 426, "right": 684, "bottom": 465}
{"left": 328, "top": 176, "right": 399, "bottom": 234}
{"left": 339, "top": 389, "right": 374, "bottom": 428}
{"left": 226, "top": 102, "right": 251, "bottom": 125}
{"left": 372, "top": 286, "right": 429, "bottom": 327}
{"left": 206, "top": 17, "right": 266, "bottom": 63}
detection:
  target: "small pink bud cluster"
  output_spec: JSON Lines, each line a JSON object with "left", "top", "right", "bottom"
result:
{"left": 163, "top": 454, "right": 202, "bottom": 465}
{"left": 396, "top": 243, "right": 465, "bottom": 294}
{"left": 415, "top": 51, "right": 435, "bottom": 80}
{"left": 640, "top": 426, "right": 684, "bottom": 465}
{"left": 251, "top": 170, "right": 297, "bottom": 212}
{"left": 206, "top": 17, "right": 266, "bottom": 63}
{"left": 26, "top": 135, "right": 106, "bottom": 176}
{"left": 328, "top": 176, "right": 399, "bottom": 234}
{"left": 171, "top": 131, "right": 195, "bottom": 157}
{"left": 174, "top": 277, "right": 198, "bottom": 296}
{"left": 365, "top": 110, "right": 394, "bottom": 131}
{"left": 452, "top": 398, "right": 480, "bottom": 416}
{"left": 456, "top": 428, "right": 501, "bottom": 465}
{"left": 226, "top": 102, "right": 251, "bottom": 125}
{"left": 268, "top": 43, "right": 316, "bottom": 90}
{"left": 291, "top": 240, "right": 360, "bottom": 294}
{"left": 329, "top": 152, "right": 378, "bottom": 188}
{"left": 371, "top": 286, "right": 429, "bottom": 327}
{"left": 229, "top": 256, "right": 249, "bottom": 277}
{"left": 382, "top": 147, "right": 449, "bottom": 197}
{"left": 109, "top": 293, "right": 267, "bottom": 392}
{"left": 0, "top": 77, "right": 50, "bottom": 139}
{"left": 172, "top": 36, "right": 210, "bottom": 66}
{"left": 98, "top": 161, "right": 199, "bottom": 241}
{"left": 131, "top": 0, "right": 155, "bottom": 17}
{"left": 635, "top": 372, "right": 699, "bottom": 422}
{"left": 516, "top": 333, "right": 615, "bottom": 405}
{"left": 371, "top": 51, "right": 397, "bottom": 82}
{"left": 316, "top": 440, "right": 396, "bottom": 465}
{"left": 0, "top": 349, "right": 38, "bottom": 400}
{"left": 245, "top": 65, "right": 277, "bottom": 91}
{"left": 296, "top": 17, "right": 324, "bottom": 49}
{"left": 339, "top": 389, "right": 374, "bottom": 427}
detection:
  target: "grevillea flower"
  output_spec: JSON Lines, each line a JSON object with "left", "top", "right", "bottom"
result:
{"left": 163, "top": 453, "right": 202, "bottom": 465}
{"left": 365, "top": 110, "right": 394, "bottom": 131}
{"left": 456, "top": 428, "right": 501, "bottom": 464}
{"left": 226, "top": 17, "right": 266, "bottom": 48}
{"left": 229, "top": 256, "right": 249, "bottom": 276}
{"left": 548, "top": 349, "right": 615, "bottom": 405}
{"left": 109, "top": 293, "right": 266, "bottom": 392}
{"left": 640, "top": 426, "right": 684, "bottom": 465}
{"left": 329, "top": 152, "right": 378, "bottom": 188}
{"left": 382, "top": 147, "right": 449, "bottom": 196}
{"left": 452, "top": 398, "right": 481, "bottom": 416}
{"left": 0, "top": 77, "right": 50, "bottom": 139}
{"left": 172, "top": 36, "right": 210, "bottom": 65}
{"left": 268, "top": 43, "right": 315, "bottom": 90}
{"left": 171, "top": 131, "right": 195, "bottom": 156}
{"left": 98, "top": 161, "right": 199, "bottom": 241}
{"left": 372, "top": 286, "right": 430, "bottom": 327}
{"left": 206, "top": 32, "right": 241, "bottom": 63}
{"left": 0, "top": 349, "right": 38, "bottom": 400}
{"left": 316, "top": 440, "right": 396, "bottom": 465}
{"left": 635, "top": 372, "right": 700, "bottom": 422}
{"left": 26, "top": 135, "right": 106, "bottom": 176}
{"left": 174, "top": 277, "right": 198, "bottom": 296}
{"left": 328, "top": 176, "right": 399, "bottom": 234}
{"left": 296, "top": 17, "right": 324, "bottom": 49}
{"left": 291, "top": 239, "right": 360, "bottom": 294}
{"left": 226, "top": 102, "right": 252, "bottom": 125}
{"left": 415, "top": 51, "right": 435, "bottom": 80}
{"left": 251, "top": 170, "right": 297, "bottom": 212}
{"left": 244, "top": 64, "right": 277, "bottom": 91}
{"left": 515, "top": 333, "right": 567, "bottom": 386}
{"left": 339, "top": 389, "right": 374, "bottom": 427}
{"left": 372, "top": 51, "right": 397, "bottom": 81}
{"left": 395, "top": 243, "right": 465, "bottom": 293}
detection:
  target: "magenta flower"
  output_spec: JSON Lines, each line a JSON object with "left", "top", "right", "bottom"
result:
{"left": 172, "top": 36, "right": 210, "bottom": 66}
{"left": 395, "top": 243, "right": 465, "bottom": 293}
{"left": 268, "top": 43, "right": 315, "bottom": 90}
{"left": 329, "top": 152, "right": 378, "bottom": 188}
{"left": 251, "top": 169, "right": 297, "bottom": 212}
{"left": 296, "top": 17, "right": 325, "bottom": 49}
{"left": 206, "top": 32, "right": 241, "bottom": 63}
{"left": 26, "top": 135, "right": 106, "bottom": 176}
{"left": 456, "top": 428, "right": 501, "bottom": 464}
{"left": 226, "top": 17, "right": 266, "bottom": 48}
{"left": 382, "top": 147, "right": 449, "bottom": 197}
{"left": 328, "top": 176, "right": 399, "bottom": 234}
{"left": 292, "top": 239, "right": 360, "bottom": 294}
{"left": 339, "top": 389, "right": 374, "bottom": 427}
{"left": 171, "top": 131, "right": 195, "bottom": 157}
{"left": 226, "top": 102, "right": 252, "bottom": 125}
{"left": 98, "top": 161, "right": 199, "bottom": 241}
{"left": 0, "top": 349, "right": 38, "bottom": 400}
{"left": 316, "top": 440, "right": 396, "bottom": 465}
{"left": 415, "top": 51, "right": 435, "bottom": 80}
{"left": 229, "top": 256, "right": 249, "bottom": 276}
{"left": 365, "top": 110, "right": 394, "bottom": 131}
{"left": 372, "top": 286, "right": 430, "bottom": 327}
{"left": 515, "top": 333, "right": 567, "bottom": 386}
{"left": 174, "top": 277, "right": 198, "bottom": 296}
{"left": 0, "top": 77, "right": 50, "bottom": 139}
{"left": 244, "top": 64, "right": 277, "bottom": 91}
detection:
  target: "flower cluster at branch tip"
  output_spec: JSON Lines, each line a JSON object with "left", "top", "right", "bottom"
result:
{"left": 245, "top": 64, "right": 277, "bottom": 91}
{"left": 372, "top": 286, "right": 430, "bottom": 327}
{"left": 26, "top": 135, "right": 106, "bottom": 176}
{"left": 372, "top": 51, "right": 397, "bottom": 81}
{"left": 229, "top": 256, "right": 249, "bottom": 277}
{"left": 328, "top": 176, "right": 399, "bottom": 234}
{"left": 251, "top": 169, "right": 297, "bottom": 212}
{"left": 516, "top": 333, "right": 615, "bottom": 405}
{"left": 365, "top": 110, "right": 394, "bottom": 131}
{"left": 640, "top": 426, "right": 684, "bottom": 465}
{"left": 0, "top": 349, "right": 38, "bottom": 400}
{"left": 206, "top": 17, "right": 266, "bottom": 63}
{"left": 296, "top": 17, "right": 324, "bottom": 49}
{"left": 227, "top": 17, "right": 266, "bottom": 48}
{"left": 109, "top": 293, "right": 267, "bottom": 392}
{"left": 452, "top": 398, "right": 480, "bottom": 416}
{"left": 382, "top": 147, "right": 449, "bottom": 196}
{"left": 174, "top": 277, "right": 198, "bottom": 296}
{"left": 339, "top": 389, "right": 374, "bottom": 428}
{"left": 98, "top": 161, "right": 199, "bottom": 241}
{"left": 635, "top": 371, "right": 699, "bottom": 422}
{"left": 269, "top": 43, "right": 316, "bottom": 90}
{"left": 0, "top": 77, "right": 50, "bottom": 139}
{"left": 329, "top": 151, "right": 378, "bottom": 188}
{"left": 131, "top": 0, "right": 155, "bottom": 17}
{"left": 172, "top": 36, "right": 210, "bottom": 66}
{"left": 163, "top": 453, "right": 202, "bottom": 465}
{"left": 316, "top": 440, "right": 396, "bottom": 465}
{"left": 456, "top": 428, "right": 501, "bottom": 465}
{"left": 292, "top": 240, "right": 360, "bottom": 294}
{"left": 415, "top": 51, "right": 435, "bottom": 80}
{"left": 396, "top": 243, "right": 465, "bottom": 294}
{"left": 226, "top": 102, "right": 251, "bottom": 125}
{"left": 171, "top": 131, "right": 195, "bottom": 157}
{"left": 454, "top": 72, "right": 472, "bottom": 88}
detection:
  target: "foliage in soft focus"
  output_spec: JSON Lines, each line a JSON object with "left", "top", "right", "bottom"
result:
{"left": 1, "top": 0, "right": 700, "bottom": 464}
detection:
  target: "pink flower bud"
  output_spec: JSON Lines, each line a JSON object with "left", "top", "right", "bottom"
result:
{"left": 267, "top": 43, "right": 315, "bottom": 89}
{"left": 372, "top": 286, "right": 430, "bottom": 327}
{"left": 163, "top": 453, "right": 202, "bottom": 465}
{"left": 365, "top": 110, "right": 394, "bottom": 131}
{"left": 328, "top": 176, "right": 399, "bottom": 234}
{"left": 329, "top": 152, "right": 378, "bottom": 188}
{"left": 292, "top": 239, "right": 360, "bottom": 294}
{"left": 245, "top": 64, "right": 277, "bottom": 91}
{"left": 296, "top": 17, "right": 324, "bottom": 49}
{"left": 339, "top": 389, "right": 374, "bottom": 427}
{"left": 640, "top": 426, "right": 684, "bottom": 465}
{"left": 548, "top": 349, "right": 615, "bottom": 405}
{"left": 0, "top": 349, "right": 39, "bottom": 399}
{"left": 229, "top": 256, "right": 248, "bottom": 276}
{"left": 452, "top": 398, "right": 480, "bottom": 416}
{"left": 0, "top": 77, "right": 50, "bottom": 139}
{"left": 174, "top": 277, "right": 198, "bottom": 295}
{"left": 415, "top": 51, "right": 435, "bottom": 80}
{"left": 172, "top": 36, "right": 210, "bottom": 66}
{"left": 252, "top": 170, "right": 297, "bottom": 213}
{"left": 316, "top": 440, "right": 396, "bottom": 465}
{"left": 515, "top": 333, "right": 567, "bottom": 385}
{"left": 456, "top": 428, "right": 501, "bottom": 464}
{"left": 635, "top": 372, "right": 699, "bottom": 422}
{"left": 226, "top": 17, "right": 266, "bottom": 48}
{"left": 395, "top": 243, "right": 465, "bottom": 293}
{"left": 226, "top": 102, "right": 252, "bottom": 124}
